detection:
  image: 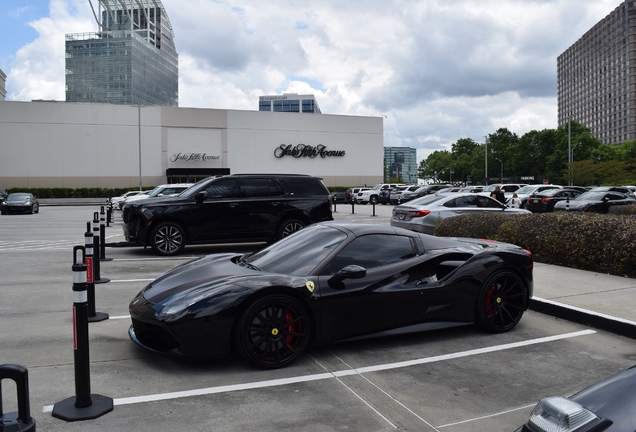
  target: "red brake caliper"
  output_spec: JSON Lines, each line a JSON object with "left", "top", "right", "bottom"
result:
{"left": 285, "top": 312, "right": 296, "bottom": 345}
{"left": 485, "top": 285, "right": 495, "bottom": 316}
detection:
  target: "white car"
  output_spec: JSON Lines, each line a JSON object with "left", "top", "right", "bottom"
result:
{"left": 480, "top": 184, "right": 528, "bottom": 201}
{"left": 122, "top": 183, "right": 193, "bottom": 207}
{"left": 510, "top": 184, "right": 563, "bottom": 208}
{"left": 111, "top": 190, "right": 144, "bottom": 210}
{"left": 357, "top": 183, "right": 405, "bottom": 204}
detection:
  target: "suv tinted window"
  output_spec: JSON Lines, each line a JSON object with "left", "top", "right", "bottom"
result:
{"left": 205, "top": 178, "right": 239, "bottom": 198}
{"left": 280, "top": 177, "right": 328, "bottom": 195}
{"left": 243, "top": 178, "right": 285, "bottom": 197}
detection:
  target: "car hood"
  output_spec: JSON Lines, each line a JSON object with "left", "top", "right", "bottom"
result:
{"left": 135, "top": 252, "right": 309, "bottom": 305}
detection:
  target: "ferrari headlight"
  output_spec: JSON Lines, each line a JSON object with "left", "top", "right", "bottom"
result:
{"left": 527, "top": 396, "right": 604, "bottom": 432}
{"left": 157, "top": 286, "right": 224, "bottom": 317}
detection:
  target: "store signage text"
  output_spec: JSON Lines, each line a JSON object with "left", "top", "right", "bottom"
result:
{"left": 274, "top": 144, "right": 345, "bottom": 158}
{"left": 170, "top": 153, "right": 220, "bottom": 162}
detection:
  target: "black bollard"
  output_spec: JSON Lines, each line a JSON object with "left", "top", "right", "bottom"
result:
{"left": 0, "top": 364, "right": 36, "bottom": 431}
{"left": 51, "top": 246, "right": 113, "bottom": 422}
{"left": 106, "top": 200, "right": 112, "bottom": 227}
{"left": 333, "top": 196, "right": 337, "bottom": 212}
{"left": 99, "top": 207, "right": 112, "bottom": 262}
{"left": 85, "top": 222, "right": 108, "bottom": 323}
{"left": 350, "top": 200, "right": 355, "bottom": 215}
{"left": 371, "top": 201, "right": 377, "bottom": 217}
{"left": 566, "top": 196, "right": 570, "bottom": 211}
{"left": 92, "top": 213, "right": 109, "bottom": 284}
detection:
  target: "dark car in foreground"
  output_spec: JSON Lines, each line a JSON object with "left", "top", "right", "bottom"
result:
{"left": 553, "top": 191, "right": 636, "bottom": 213}
{"left": 515, "top": 365, "right": 636, "bottom": 432}
{"left": 526, "top": 188, "right": 584, "bottom": 213}
{"left": 128, "top": 222, "right": 533, "bottom": 368}
{"left": 123, "top": 174, "right": 333, "bottom": 255}
{"left": 1, "top": 193, "right": 39, "bottom": 215}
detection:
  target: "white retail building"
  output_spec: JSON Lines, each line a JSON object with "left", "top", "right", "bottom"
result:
{"left": 0, "top": 101, "right": 384, "bottom": 189}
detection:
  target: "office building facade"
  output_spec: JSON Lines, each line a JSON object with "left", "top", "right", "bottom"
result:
{"left": 259, "top": 94, "right": 321, "bottom": 113}
{"left": 557, "top": 1, "right": 636, "bottom": 144}
{"left": 384, "top": 147, "right": 418, "bottom": 184}
{"left": 65, "top": 0, "right": 178, "bottom": 106}
{"left": 0, "top": 101, "right": 383, "bottom": 189}
{"left": 0, "top": 69, "right": 6, "bottom": 100}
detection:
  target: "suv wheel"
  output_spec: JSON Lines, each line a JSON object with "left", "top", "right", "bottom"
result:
{"left": 276, "top": 219, "right": 305, "bottom": 239}
{"left": 150, "top": 222, "right": 186, "bottom": 256}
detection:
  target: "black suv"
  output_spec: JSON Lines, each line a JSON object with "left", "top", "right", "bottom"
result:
{"left": 123, "top": 174, "right": 333, "bottom": 255}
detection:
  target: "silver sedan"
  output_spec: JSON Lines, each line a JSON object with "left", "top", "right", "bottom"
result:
{"left": 390, "top": 193, "right": 530, "bottom": 235}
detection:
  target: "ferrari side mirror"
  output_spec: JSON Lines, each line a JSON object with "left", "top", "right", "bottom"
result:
{"left": 328, "top": 265, "right": 366, "bottom": 289}
{"left": 195, "top": 191, "right": 208, "bottom": 203}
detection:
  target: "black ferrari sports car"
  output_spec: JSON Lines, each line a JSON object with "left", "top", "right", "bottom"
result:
{"left": 129, "top": 222, "right": 533, "bottom": 368}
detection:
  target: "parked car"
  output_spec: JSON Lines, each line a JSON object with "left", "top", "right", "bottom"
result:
{"left": 330, "top": 191, "right": 348, "bottom": 203}
{"left": 0, "top": 190, "right": 7, "bottom": 205}
{"left": 481, "top": 183, "right": 528, "bottom": 200}
{"left": 526, "top": 188, "right": 584, "bottom": 213}
{"left": 515, "top": 365, "right": 636, "bottom": 432}
{"left": 434, "top": 187, "right": 463, "bottom": 195}
{"left": 507, "top": 184, "right": 562, "bottom": 208}
{"left": 122, "top": 183, "right": 193, "bottom": 207}
{"left": 1, "top": 193, "right": 39, "bottom": 215}
{"left": 391, "top": 185, "right": 422, "bottom": 204}
{"left": 390, "top": 193, "right": 530, "bottom": 235}
{"left": 344, "top": 187, "right": 369, "bottom": 204}
{"left": 410, "top": 184, "right": 452, "bottom": 199}
{"left": 111, "top": 190, "right": 144, "bottom": 210}
{"left": 457, "top": 186, "right": 484, "bottom": 193}
{"left": 553, "top": 191, "right": 636, "bottom": 213}
{"left": 588, "top": 185, "right": 632, "bottom": 195}
{"left": 123, "top": 174, "right": 333, "bottom": 255}
{"left": 128, "top": 221, "right": 533, "bottom": 368}
{"left": 357, "top": 183, "right": 405, "bottom": 204}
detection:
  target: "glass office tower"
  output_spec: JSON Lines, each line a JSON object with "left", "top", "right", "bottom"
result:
{"left": 65, "top": 0, "right": 178, "bottom": 106}
{"left": 384, "top": 147, "right": 418, "bottom": 184}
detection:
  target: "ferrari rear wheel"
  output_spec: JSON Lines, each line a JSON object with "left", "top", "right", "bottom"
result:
{"left": 233, "top": 295, "right": 312, "bottom": 368}
{"left": 476, "top": 271, "right": 527, "bottom": 333}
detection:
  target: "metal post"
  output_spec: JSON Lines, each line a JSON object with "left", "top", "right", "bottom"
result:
{"left": 566, "top": 196, "right": 570, "bottom": 212}
{"left": 99, "top": 207, "right": 111, "bottom": 262}
{"left": 333, "top": 196, "right": 337, "bottom": 212}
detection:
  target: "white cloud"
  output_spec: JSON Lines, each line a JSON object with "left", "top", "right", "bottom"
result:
{"left": 4, "top": 0, "right": 623, "bottom": 162}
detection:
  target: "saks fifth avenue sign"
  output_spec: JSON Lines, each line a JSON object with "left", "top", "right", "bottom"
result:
{"left": 274, "top": 144, "right": 345, "bottom": 159}
{"left": 170, "top": 153, "right": 220, "bottom": 162}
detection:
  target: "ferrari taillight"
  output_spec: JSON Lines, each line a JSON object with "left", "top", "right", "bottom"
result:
{"left": 541, "top": 198, "right": 554, "bottom": 202}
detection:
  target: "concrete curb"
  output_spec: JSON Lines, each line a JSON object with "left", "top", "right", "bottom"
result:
{"left": 530, "top": 296, "right": 636, "bottom": 340}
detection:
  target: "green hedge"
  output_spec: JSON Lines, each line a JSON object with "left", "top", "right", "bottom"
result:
{"left": 435, "top": 212, "right": 636, "bottom": 278}
{"left": 5, "top": 187, "right": 155, "bottom": 199}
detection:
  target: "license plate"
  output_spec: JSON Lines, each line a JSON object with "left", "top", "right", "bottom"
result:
{"left": 533, "top": 199, "right": 540, "bottom": 203}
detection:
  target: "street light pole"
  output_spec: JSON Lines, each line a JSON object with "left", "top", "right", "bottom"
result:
{"left": 484, "top": 136, "right": 488, "bottom": 185}
{"left": 495, "top": 158, "right": 503, "bottom": 181}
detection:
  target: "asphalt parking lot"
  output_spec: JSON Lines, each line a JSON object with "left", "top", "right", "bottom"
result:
{"left": 1, "top": 204, "right": 635, "bottom": 431}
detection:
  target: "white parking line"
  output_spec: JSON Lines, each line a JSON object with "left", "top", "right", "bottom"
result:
{"left": 533, "top": 296, "right": 636, "bottom": 326}
{"left": 41, "top": 329, "right": 596, "bottom": 413}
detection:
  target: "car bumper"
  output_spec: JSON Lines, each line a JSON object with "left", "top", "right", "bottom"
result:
{"left": 1, "top": 205, "right": 33, "bottom": 213}
{"left": 390, "top": 219, "right": 435, "bottom": 235}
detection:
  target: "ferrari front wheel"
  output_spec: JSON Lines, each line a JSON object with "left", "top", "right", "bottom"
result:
{"left": 475, "top": 271, "right": 527, "bottom": 333}
{"left": 233, "top": 295, "right": 312, "bottom": 369}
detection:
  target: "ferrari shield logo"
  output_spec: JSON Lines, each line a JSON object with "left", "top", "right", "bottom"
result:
{"left": 305, "top": 281, "right": 315, "bottom": 293}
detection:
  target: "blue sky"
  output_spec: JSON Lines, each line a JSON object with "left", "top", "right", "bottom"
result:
{"left": 0, "top": 1, "right": 50, "bottom": 70}
{"left": 0, "top": 0, "right": 623, "bottom": 161}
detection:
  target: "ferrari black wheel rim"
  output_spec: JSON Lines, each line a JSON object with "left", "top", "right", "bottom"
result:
{"left": 236, "top": 295, "right": 311, "bottom": 368}
{"left": 476, "top": 271, "right": 526, "bottom": 332}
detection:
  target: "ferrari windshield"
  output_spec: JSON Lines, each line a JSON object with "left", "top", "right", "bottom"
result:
{"left": 242, "top": 224, "right": 347, "bottom": 276}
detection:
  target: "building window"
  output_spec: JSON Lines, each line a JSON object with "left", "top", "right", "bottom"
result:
{"left": 302, "top": 99, "right": 315, "bottom": 113}
{"left": 259, "top": 100, "right": 271, "bottom": 111}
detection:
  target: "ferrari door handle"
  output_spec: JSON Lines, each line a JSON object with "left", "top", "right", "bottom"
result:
{"left": 416, "top": 279, "right": 429, "bottom": 286}
{"left": 228, "top": 203, "right": 239, "bottom": 208}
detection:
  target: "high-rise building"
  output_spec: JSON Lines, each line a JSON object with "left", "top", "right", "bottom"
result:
{"left": 0, "top": 69, "right": 6, "bottom": 100}
{"left": 557, "top": 1, "right": 636, "bottom": 144}
{"left": 384, "top": 147, "right": 418, "bottom": 184}
{"left": 259, "top": 94, "right": 321, "bottom": 113}
{"left": 65, "top": 0, "right": 178, "bottom": 106}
